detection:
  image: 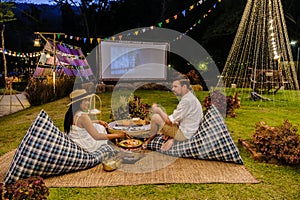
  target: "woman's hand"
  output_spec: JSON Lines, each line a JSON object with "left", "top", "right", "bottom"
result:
{"left": 98, "top": 120, "right": 108, "bottom": 128}
{"left": 116, "top": 131, "right": 127, "bottom": 139}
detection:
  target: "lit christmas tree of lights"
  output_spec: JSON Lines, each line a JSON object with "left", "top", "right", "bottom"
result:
{"left": 219, "top": 0, "right": 299, "bottom": 93}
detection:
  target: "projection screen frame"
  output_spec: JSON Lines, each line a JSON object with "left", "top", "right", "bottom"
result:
{"left": 99, "top": 40, "right": 170, "bottom": 81}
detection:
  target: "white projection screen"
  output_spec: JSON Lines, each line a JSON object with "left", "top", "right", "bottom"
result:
{"left": 100, "top": 40, "right": 169, "bottom": 80}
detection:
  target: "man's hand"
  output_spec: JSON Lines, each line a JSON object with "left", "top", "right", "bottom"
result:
{"left": 142, "top": 141, "right": 149, "bottom": 150}
{"left": 162, "top": 135, "right": 169, "bottom": 141}
{"left": 151, "top": 103, "right": 159, "bottom": 113}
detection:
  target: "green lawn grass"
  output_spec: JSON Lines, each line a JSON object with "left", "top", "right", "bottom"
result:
{"left": 1, "top": 89, "right": 300, "bottom": 199}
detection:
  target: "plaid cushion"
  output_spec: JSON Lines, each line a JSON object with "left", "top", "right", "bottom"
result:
{"left": 5, "top": 110, "right": 117, "bottom": 184}
{"left": 147, "top": 105, "right": 243, "bottom": 164}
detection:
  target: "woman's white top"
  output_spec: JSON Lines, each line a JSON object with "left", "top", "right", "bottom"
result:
{"left": 68, "top": 111, "right": 107, "bottom": 153}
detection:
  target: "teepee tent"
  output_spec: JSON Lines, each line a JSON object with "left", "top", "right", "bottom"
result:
{"left": 33, "top": 40, "right": 95, "bottom": 83}
{"left": 219, "top": 0, "right": 299, "bottom": 94}
{"left": 27, "top": 39, "right": 96, "bottom": 105}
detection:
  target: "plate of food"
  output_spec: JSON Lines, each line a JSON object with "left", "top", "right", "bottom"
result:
{"left": 118, "top": 139, "right": 143, "bottom": 149}
{"left": 115, "top": 119, "right": 131, "bottom": 127}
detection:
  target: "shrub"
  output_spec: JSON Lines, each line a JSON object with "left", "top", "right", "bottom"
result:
{"left": 112, "top": 95, "right": 150, "bottom": 120}
{"left": 1, "top": 176, "right": 49, "bottom": 200}
{"left": 128, "top": 95, "right": 150, "bottom": 119}
{"left": 191, "top": 84, "right": 203, "bottom": 91}
{"left": 250, "top": 120, "right": 300, "bottom": 166}
{"left": 25, "top": 77, "right": 74, "bottom": 105}
{"left": 186, "top": 69, "right": 201, "bottom": 84}
{"left": 12, "top": 82, "right": 28, "bottom": 91}
{"left": 203, "top": 90, "right": 240, "bottom": 117}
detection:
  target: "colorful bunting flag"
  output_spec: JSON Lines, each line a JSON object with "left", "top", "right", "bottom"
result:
{"left": 4, "top": 0, "right": 222, "bottom": 59}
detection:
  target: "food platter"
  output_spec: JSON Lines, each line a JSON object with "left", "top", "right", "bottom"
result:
{"left": 118, "top": 139, "right": 143, "bottom": 149}
{"left": 108, "top": 119, "right": 151, "bottom": 138}
{"left": 115, "top": 119, "right": 148, "bottom": 126}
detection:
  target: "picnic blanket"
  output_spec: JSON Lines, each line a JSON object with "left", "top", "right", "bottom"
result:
{"left": 3, "top": 104, "right": 244, "bottom": 185}
{"left": 0, "top": 150, "right": 259, "bottom": 187}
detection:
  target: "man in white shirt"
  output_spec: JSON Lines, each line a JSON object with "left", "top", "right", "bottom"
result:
{"left": 143, "top": 75, "right": 203, "bottom": 151}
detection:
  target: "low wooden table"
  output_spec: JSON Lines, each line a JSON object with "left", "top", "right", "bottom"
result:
{"left": 108, "top": 119, "right": 150, "bottom": 164}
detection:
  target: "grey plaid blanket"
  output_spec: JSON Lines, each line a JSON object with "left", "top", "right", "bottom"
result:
{"left": 146, "top": 105, "right": 243, "bottom": 164}
{"left": 5, "top": 110, "right": 117, "bottom": 184}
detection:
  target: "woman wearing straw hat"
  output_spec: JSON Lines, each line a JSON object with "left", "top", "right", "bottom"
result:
{"left": 64, "top": 89, "right": 126, "bottom": 153}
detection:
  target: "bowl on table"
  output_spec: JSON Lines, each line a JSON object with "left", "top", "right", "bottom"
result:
{"left": 119, "top": 147, "right": 143, "bottom": 164}
{"left": 118, "top": 139, "right": 144, "bottom": 164}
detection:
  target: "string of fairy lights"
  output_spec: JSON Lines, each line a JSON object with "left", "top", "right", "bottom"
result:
{"left": 1, "top": 0, "right": 222, "bottom": 58}
{"left": 219, "top": 0, "right": 299, "bottom": 92}
{"left": 269, "top": 4, "right": 280, "bottom": 61}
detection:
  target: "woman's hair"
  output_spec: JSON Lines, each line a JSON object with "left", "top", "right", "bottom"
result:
{"left": 64, "top": 100, "right": 82, "bottom": 134}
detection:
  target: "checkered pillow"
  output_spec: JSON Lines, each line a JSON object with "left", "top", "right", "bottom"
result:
{"left": 147, "top": 105, "right": 243, "bottom": 164}
{"left": 5, "top": 110, "right": 117, "bottom": 184}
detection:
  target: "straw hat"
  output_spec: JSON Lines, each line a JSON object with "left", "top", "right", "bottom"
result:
{"left": 67, "top": 89, "right": 94, "bottom": 106}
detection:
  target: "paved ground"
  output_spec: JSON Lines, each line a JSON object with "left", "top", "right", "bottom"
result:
{"left": 0, "top": 92, "right": 31, "bottom": 117}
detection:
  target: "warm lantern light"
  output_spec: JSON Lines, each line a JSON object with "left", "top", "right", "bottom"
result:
{"left": 34, "top": 38, "right": 41, "bottom": 47}
{"left": 290, "top": 41, "right": 297, "bottom": 46}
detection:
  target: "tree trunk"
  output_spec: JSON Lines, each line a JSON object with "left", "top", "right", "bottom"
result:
{"left": 80, "top": 1, "right": 90, "bottom": 38}
{"left": 1, "top": 23, "right": 7, "bottom": 88}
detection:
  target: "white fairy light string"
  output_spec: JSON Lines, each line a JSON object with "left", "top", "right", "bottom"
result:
{"left": 219, "top": 0, "right": 299, "bottom": 94}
